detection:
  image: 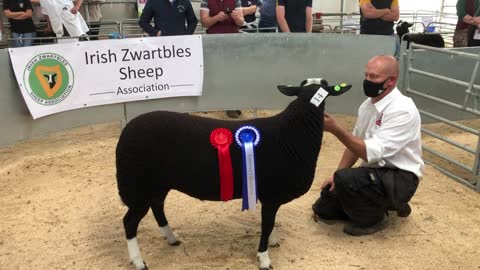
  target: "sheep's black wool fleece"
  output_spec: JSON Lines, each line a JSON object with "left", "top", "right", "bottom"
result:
{"left": 116, "top": 98, "right": 325, "bottom": 207}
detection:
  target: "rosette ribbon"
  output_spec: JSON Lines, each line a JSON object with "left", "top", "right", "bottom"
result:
{"left": 235, "top": 125, "right": 261, "bottom": 211}
{"left": 210, "top": 128, "right": 234, "bottom": 201}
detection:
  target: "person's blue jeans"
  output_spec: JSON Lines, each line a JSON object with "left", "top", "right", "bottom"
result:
{"left": 11, "top": 32, "right": 36, "bottom": 47}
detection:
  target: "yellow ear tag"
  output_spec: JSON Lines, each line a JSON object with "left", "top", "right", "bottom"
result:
{"left": 340, "top": 83, "right": 347, "bottom": 87}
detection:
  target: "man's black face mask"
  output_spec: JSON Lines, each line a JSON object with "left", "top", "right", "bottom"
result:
{"left": 363, "top": 76, "right": 391, "bottom": 98}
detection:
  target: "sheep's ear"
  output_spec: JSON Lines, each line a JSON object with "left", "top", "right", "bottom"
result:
{"left": 407, "top": 22, "right": 413, "bottom": 27}
{"left": 322, "top": 83, "right": 352, "bottom": 96}
{"left": 277, "top": 85, "right": 301, "bottom": 96}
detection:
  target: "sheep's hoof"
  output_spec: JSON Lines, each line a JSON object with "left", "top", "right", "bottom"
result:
{"left": 259, "top": 265, "right": 273, "bottom": 270}
{"left": 168, "top": 240, "right": 181, "bottom": 246}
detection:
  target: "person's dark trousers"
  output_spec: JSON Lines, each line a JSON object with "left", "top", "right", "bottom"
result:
{"left": 258, "top": 14, "right": 277, "bottom": 32}
{"left": 313, "top": 167, "right": 419, "bottom": 227}
{"left": 87, "top": 21, "right": 101, "bottom": 40}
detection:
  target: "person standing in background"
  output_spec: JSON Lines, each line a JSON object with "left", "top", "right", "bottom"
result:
{"left": 80, "top": 0, "right": 104, "bottom": 40}
{"left": 241, "top": 0, "right": 261, "bottom": 31}
{"left": 3, "top": 0, "right": 37, "bottom": 47}
{"left": 276, "top": 0, "right": 313, "bottom": 33}
{"left": 139, "top": 0, "right": 197, "bottom": 36}
{"left": 453, "top": 0, "right": 480, "bottom": 47}
{"left": 200, "top": 0, "right": 244, "bottom": 34}
{"left": 359, "top": 0, "right": 399, "bottom": 35}
{"left": 39, "top": 0, "right": 89, "bottom": 42}
{"left": 200, "top": 0, "right": 244, "bottom": 118}
{"left": 258, "top": 0, "right": 277, "bottom": 32}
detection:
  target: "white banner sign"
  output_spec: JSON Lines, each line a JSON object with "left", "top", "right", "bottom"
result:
{"left": 9, "top": 35, "right": 204, "bottom": 119}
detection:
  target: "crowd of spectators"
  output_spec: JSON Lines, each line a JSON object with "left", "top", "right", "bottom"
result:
{"left": 1, "top": 0, "right": 479, "bottom": 49}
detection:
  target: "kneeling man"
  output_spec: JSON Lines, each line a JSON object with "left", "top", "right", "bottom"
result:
{"left": 313, "top": 55, "right": 423, "bottom": 236}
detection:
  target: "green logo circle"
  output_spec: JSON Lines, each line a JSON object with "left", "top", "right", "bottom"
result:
{"left": 23, "top": 53, "right": 74, "bottom": 106}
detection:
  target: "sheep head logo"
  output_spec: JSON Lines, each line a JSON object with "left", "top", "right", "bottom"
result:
{"left": 23, "top": 53, "right": 74, "bottom": 105}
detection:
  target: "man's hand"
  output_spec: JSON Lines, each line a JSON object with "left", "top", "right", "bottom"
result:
{"left": 215, "top": 11, "right": 229, "bottom": 22}
{"left": 323, "top": 112, "right": 339, "bottom": 133}
{"left": 321, "top": 175, "right": 335, "bottom": 191}
{"left": 474, "top": 17, "right": 480, "bottom": 26}
{"left": 70, "top": 6, "right": 79, "bottom": 14}
{"left": 231, "top": 9, "right": 242, "bottom": 20}
{"left": 156, "top": 31, "right": 161, "bottom": 36}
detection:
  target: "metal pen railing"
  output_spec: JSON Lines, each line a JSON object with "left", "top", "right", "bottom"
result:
{"left": 403, "top": 42, "right": 480, "bottom": 190}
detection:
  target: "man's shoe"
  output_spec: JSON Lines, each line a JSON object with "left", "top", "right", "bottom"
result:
{"left": 343, "top": 216, "right": 388, "bottom": 236}
{"left": 396, "top": 203, "right": 411, "bottom": 217}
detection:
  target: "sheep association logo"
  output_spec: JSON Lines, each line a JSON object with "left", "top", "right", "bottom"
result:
{"left": 23, "top": 53, "right": 74, "bottom": 106}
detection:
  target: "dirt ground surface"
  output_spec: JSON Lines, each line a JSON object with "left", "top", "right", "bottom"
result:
{"left": 0, "top": 111, "right": 479, "bottom": 270}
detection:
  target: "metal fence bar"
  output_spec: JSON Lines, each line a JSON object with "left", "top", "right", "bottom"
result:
{"left": 408, "top": 88, "right": 480, "bottom": 116}
{"left": 404, "top": 42, "right": 480, "bottom": 189}
{"left": 419, "top": 109, "right": 480, "bottom": 135}
{"left": 422, "top": 127, "right": 477, "bottom": 154}
{"left": 424, "top": 160, "right": 480, "bottom": 191}
{"left": 423, "top": 145, "right": 473, "bottom": 172}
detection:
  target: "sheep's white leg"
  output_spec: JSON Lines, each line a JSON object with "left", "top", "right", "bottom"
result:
{"left": 160, "top": 225, "right": 180, "bottom": 245}
{"left": 127, "top": 237, "right": 147, "bottom": 270}
{"left": 268, "top": 227, "right": 280, "bottom": 247}
{"left": 257, "top": 250, "right": 272, "bottom": 270}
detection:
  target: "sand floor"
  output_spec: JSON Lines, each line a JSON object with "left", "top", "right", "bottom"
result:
{"left": 0, "top": 111, "right": 479, "bottom": 270}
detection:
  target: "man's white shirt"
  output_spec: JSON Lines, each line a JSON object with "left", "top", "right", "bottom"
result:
{"left": 353, "top": 87, "right": 424, "bottom": 177}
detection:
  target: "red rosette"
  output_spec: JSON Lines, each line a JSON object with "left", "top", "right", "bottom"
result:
{"left": 210, "top": 128, "right": 233, "bottom": 148}
{"left": 210, "top": 128, "right": 234, "bottom": 201}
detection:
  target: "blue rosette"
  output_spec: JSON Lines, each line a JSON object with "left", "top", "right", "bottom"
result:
{"left": 235, "top": 125, "right": 261, "bottom": 211}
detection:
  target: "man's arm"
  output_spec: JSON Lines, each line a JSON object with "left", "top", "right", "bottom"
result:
{"left": 3, "top": 9, "right": 24, "bottom": 19}
{"left": 324, "top": 112, "right": 367, "bottom": 161}
{"left": 71, "top": 0, "right": 83, "bottom": 14}
{"left": 200, "top": 9, "right": 227, "bottom": 28}
{"left": 185, "top": 2, "right": 198, "bottom": 34}
{"left": 381, "top": 4, "right": 399, "bottom": 21}
{"left": 242, "top": 4, "right": 257, "bottom": 16}
{"left": 230, "top": 0, "right": 244, "bottom": 27}
{"left": 463, "top": 14, "right": 480, "bottom": 26}
{"left": 276, "top": 5, "right": 290, "bottom": 32}
{"left": 305, "top": 6, "right": 312, "bottom": 33}
{"left": 360, "top": 1, "right": 390, "bottom": 19}
{"left": 138, "top": 0, "right": 157, "bottom": 36}
{"left": 15, "top": 9, "right": 33, "bottom": 20}
{"left": 321, "top": 148, "right": 359, "bottom": 191}
{"left": 231, "top": 9, "right": 244, "bottom": 27}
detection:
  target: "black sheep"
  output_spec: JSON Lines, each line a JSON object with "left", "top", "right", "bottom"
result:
{"left": 396, "top": 20, "right": 445, "bottom": 49}
{"left": 116, "top": 79, "right": 351, "bottom": 270}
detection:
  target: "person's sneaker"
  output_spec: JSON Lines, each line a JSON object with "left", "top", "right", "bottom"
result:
{"left": 396, "top": 203, "right": 411, "bottom": 217}
{"left": 226, "top": 110, "right": 241, "bottom": 119}
{"left": 343, "top": 215, "right": 388, "bottom": 236}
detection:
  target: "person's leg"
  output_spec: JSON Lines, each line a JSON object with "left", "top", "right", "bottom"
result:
{"left": 312, "top": 185, "right": 349, "bottom": 224}
{"left": 21, "top": 32, "right": 37, "bottom": 47}
{"left": 382, "top": 168, "right": 419, "bottom": 217}
{"left": 453, "top": 28, "right": 469, "bottom": 48}
{"left": 10, "top": 32, "right": 22, "bottom": 47}
{"left": 334, "top": 167, "right": 388, "bottom": 235}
